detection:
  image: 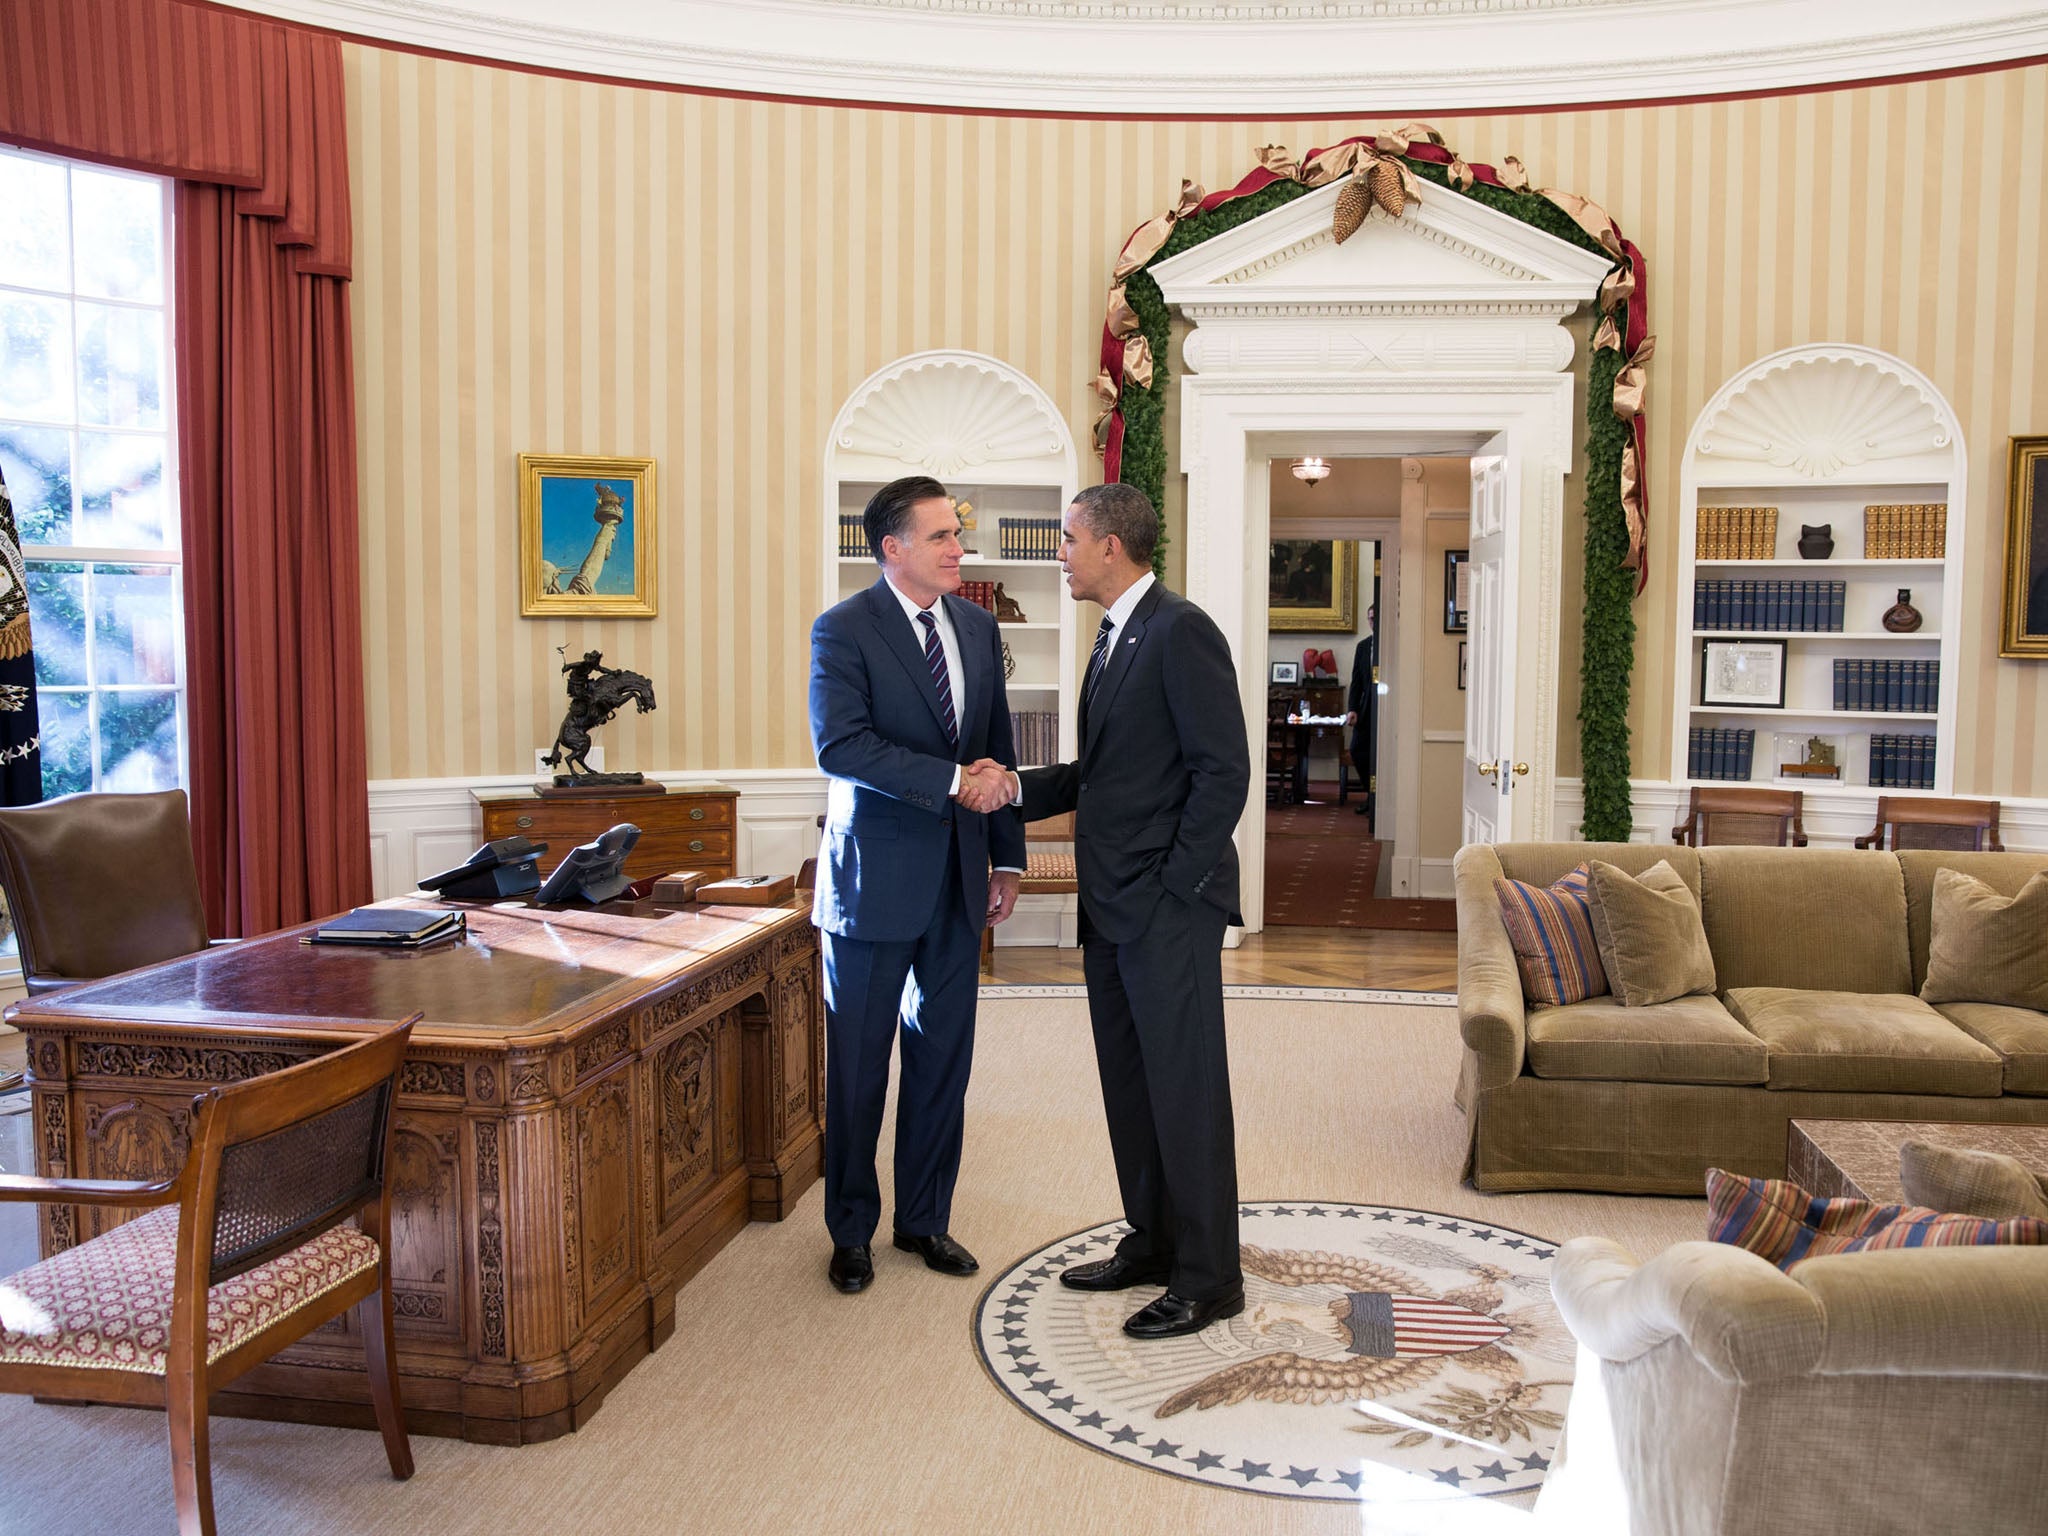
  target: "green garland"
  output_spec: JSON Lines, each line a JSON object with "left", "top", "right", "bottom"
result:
{"left": 1112, "top": 155, "right": 1635, "bottom": 839}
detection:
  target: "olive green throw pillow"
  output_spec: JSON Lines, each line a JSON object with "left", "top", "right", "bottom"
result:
{"left": 1586, "top": 859, "right": 1718, "bottom": 1007}
{"left": 1920, "top": 868, "right": 2048, "bottom": 1010}
{"left": 1898, "top": 1140, "right": 2048, "bottom": 1221}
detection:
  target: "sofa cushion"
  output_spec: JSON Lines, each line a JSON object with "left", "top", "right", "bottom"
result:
{"left": 1724, "top": 987, "right": 2005, "bottom": 1095}
{"left": 1697, "top": 847, "right": 1912, "bottom": 993}
{"left": 1705, "top": 1167, "right": 2048, "bottom": 1271}
{"left": 1899, "top": 849, "right": 2048, "bottom": 992}
{"left": 1587, "top": 860, "right": 1717, "bottom": 1007}
{"left": 1920, "top": 868, "right": 2048, "bottom": 1010}
{"left": 1495, "top": 863, "right": 1607, "bottom": 1006}
{"left": 1525, "top": 993, "right": 1767, "bottom": 1085}
{"left": 1898, "top": 1141, "right": 2048, "bottom": 1220}
{"left": 1930, "top": 1002, "right": 2048, "bottom": 1096}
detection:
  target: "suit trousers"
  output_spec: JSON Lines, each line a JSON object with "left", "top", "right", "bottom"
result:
{"left": 820, "top": 844, "right": 980, "bottom": 1247}
{"left": 1081, "top": 889, "right": 1242, "bottom": 1301}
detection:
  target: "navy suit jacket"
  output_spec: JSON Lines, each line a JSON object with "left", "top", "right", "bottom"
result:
{"left": 809, "top": 577, "right": 1026, "bottom": 943}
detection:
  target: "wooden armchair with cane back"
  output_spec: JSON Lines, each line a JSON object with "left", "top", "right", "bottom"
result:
{"left": 1854, "top": 795, "right": 2004, "bottom": 852}
{"left": 1671, "top": 786, "right": 1809, "bottom": 848}
{"left": 0, "top": 1018, "right": 421, "bottom": 1535}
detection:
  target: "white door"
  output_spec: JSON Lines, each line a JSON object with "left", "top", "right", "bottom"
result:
{"left": 1462, "top": 445, "right": 1527, "bottom": 844}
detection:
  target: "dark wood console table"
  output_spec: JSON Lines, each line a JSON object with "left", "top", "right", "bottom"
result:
{"left": 474, "top": 783, "right": 738, "bottom": 885}
{"left": 11, "top": 895, "right": 821, "bottom": 1445}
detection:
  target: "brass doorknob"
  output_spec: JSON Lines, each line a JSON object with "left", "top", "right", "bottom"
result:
{"left": 1478, "top": 761, "right": 1500, "bottom": 781}
{"left": 1512, "top": 762, "right": 1530, "bottom": 777}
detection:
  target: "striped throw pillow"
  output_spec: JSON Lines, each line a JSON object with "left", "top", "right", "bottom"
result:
{"left": 1494, "top": 863, "right": 1608, "bottom": 1006}
{"left": 1705, "top": 1167, "right": 2048, "bottom": 1272}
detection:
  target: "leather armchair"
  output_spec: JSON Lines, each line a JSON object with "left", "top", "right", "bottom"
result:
{"left": 0, "top": 788, "right": 210, "bottom": 994}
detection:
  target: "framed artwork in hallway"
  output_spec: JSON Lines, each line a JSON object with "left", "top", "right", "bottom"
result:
{"left": 519, "top": 452, "right": 658, "bottom": 617}
{"left": 1269, "top": 539, "right": 1357, "bottom": 631}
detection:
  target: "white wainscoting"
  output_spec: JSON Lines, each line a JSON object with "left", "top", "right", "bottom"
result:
{"left": 1548, "top": 779, "right": 2048, "bottom": 850}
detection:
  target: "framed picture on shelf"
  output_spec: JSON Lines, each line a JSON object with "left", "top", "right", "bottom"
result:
{"left": 519, "top": 453, "right": 657, "bottom": 617}
{"left": 1270, "top": 660, "right": 1300, "bottom": 685}
{"left": 1269, "top": 539, "right": 1358, "bottom": 632}
{"left": 1457, "top": 641, "right": 1468, "bottom": 691}
{"left": 2001, "top": 434, "right": 2048, "bottom": 658}
{"left": 1444, "top": 549, "right": 1470, "bottom": 632}
{"left": 1701, "top": 638, "right": 1787, "bottom": 709}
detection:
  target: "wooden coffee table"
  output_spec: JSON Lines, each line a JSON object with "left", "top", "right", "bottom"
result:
{"left": 1787, "top": 1118, "right": 2048, "bottom": 1202}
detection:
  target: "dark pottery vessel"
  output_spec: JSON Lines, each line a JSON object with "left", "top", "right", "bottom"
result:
{"left": 1882, "top": 589, "right": 1923, "bottom": 633}
{"left": 1797, "top": 523, "right": 1834, "bottom": 559}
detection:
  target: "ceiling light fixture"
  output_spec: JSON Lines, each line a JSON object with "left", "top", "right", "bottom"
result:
{"left": 1290, "top": 457, "right": 1332, "bottom": 487}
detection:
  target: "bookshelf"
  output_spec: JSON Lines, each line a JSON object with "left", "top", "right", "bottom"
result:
{"left": 821, "top": 350, "right": 1080, "bottom": 765}
{"left": 1672, "top": 345, "right": 1965, "bottom": 797}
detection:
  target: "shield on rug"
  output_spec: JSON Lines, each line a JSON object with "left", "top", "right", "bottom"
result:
{"left": 974, "top": 1201, "right": 1570, "bottom": 1504}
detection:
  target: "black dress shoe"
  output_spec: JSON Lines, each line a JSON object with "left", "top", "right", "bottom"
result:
{"left": 1059, "top": 1254, "right": 1174, "bottom": 1292}
{"left": 1123, "top": 1288, "right": 1246, "bottom": 1339}
{"left": 892, "top": 1230, "right": 979, "bottom": 1275}
{"left": 829, "top": 1244, "right": 873, "bottom": 1293}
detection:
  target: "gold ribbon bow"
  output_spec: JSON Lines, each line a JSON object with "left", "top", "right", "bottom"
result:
{"left": 1112, "top": 178, "right": 1206, "bottom": 281}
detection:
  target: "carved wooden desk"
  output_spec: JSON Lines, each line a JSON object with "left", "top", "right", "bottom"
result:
{"left": 11, "top": 897, "right": 822, "bottom": 1445}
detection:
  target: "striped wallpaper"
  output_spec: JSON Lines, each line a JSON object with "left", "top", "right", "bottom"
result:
{"left": 344, "top": 47, "right": 2048, "bottom": 797}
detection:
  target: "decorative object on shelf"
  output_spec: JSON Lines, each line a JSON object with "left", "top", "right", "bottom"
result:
{"left": 1458, "top": 641, "right": 1468, "bottom": 691}
{"left": 1863, "top": 502, "right": 1947, "bottom": 560}
{"left": 1444, "top": 549, "right": 1470, "bottom": 633}
{"left": 541, "top": 648, "right": 659, "bottom": 789}
{"left": 1697, "top": 506, "right": 1778, "bottom": 560}
{"left": 518, "top": 453, "right": 657, "bottom": 617}
{"left": 1269, "top": 538, "right": 1358, "bottom": 632}
{"left": 1882, "top": 589, "right": 1924, "bottom": 633}
{"left": 1001, "top": 641, "right": 1016, "bottom": 681}
{"left": 2002, "top": 435, "right": 2048, "bottom": 658}
{"left": 1318, "top": 648, "right": 1337, "bottom": 678}
{"left": 1270, "top": 660, "right": 1300, "bottom": 685}
{"left": 1776, "top": 733, "right": 1842, "bottom": 780}
{"left": 953, "top": 496, "right": 978, "bottom": 554}
{"left": 993, "top": 583, "right": 1028, "bottom": 623}
{"left": 1797, "top": 523, "right": 1835, "bottom": 559}
{"left": 1289, "top": 456, "right": 1332, "bottom": 487}
{"left": 1700, "top": 638, "right": 1787, "bottom": 709}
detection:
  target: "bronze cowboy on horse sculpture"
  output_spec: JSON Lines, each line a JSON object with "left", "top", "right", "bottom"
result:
{"left": 544, "top": 649, "right": 658, "bottom": 785}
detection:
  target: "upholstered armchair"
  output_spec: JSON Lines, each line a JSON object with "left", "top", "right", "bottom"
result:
{"left": 1553, "top": 1238, "right": 2048, "bottom": 1536}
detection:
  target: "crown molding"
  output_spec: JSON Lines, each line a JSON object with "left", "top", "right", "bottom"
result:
{"left": 228, "top": 0, "right": 2048, "bottom": 115}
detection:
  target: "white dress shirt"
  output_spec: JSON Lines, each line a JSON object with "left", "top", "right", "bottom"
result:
{"left": 1009, "top": 571, "right": 1156, "bottom": 806}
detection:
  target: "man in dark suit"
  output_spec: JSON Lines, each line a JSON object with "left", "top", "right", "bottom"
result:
{"left": 809, "top": 476, "right": 1024, "bottom": 1295}
{"left": 975, "top": 482, "right": 1251, "bottom": 1340}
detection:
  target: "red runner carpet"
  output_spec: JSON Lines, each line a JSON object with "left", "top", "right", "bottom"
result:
{"left": 1264, "top": 785, "right": 1457, "bottom": 931}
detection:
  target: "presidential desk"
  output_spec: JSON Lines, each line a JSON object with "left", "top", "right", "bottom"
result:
{"left": 11, "top": 896, "right": 822, "bottom": 1444}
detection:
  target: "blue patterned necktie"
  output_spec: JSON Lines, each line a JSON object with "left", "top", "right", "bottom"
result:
{"left": 1080, "top": 615, "right": 1113, "bottom": 742}
{"left": 917, "top": 610, "right": 958, "bottom": 746}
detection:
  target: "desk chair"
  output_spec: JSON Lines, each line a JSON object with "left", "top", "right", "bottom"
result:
{"left": 1671, "top": 786, "right": 1809, "bottom": 848}
{"left": 0, "top": 789, "right": 209, "bottom": 994}
{"left": 0, "top": 1018, "right": 420, "bottom": 1536}
{"left": 1855, "top": 795, "right": 2003, "bottom": 852}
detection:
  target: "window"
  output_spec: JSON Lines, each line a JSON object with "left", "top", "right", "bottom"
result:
{"left": 0, "top": 146, "right": 184, "bottom": 797}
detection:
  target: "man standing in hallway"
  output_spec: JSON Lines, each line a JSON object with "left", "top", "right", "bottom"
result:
{"left": 966, "top": 482, "right": 1251, "bottom": 1339}
{"left": 809, "top": 476, "right": 1024, "bottom": 1295}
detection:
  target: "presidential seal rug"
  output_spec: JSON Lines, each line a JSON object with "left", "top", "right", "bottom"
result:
{"left": 974, "top": 1201, "right": 1572, "bottom": 1504}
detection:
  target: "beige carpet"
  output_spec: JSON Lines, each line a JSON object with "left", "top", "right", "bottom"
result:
{"left": 0, "top": 998, "right": 1704, "bottom": 1536}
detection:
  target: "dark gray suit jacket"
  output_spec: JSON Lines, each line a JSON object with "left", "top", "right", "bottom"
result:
{"left": 1019, "top": 581, "right": 1249, "bottom": 943}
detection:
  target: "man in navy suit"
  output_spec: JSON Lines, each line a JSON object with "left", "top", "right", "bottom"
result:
{"left": 809, "top": 476, "right": 1024, "bottom": 1294}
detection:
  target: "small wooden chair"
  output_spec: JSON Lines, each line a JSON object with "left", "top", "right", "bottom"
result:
{"left": 1855, "top": 795, "right": 2003, "bottom": 852}
{"left": 980, "top": 811, "right": 1080, "bottom": 974}
{"left": 0, "top": 1018, "right": 421, "bottom": 1536}
{"left": 1671, "top": 786, "right": 1808, "bottom": 848}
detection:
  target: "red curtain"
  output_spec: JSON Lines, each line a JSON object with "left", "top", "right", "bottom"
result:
{"left": 0, "top": 0, "right": 368, "bottom": 932}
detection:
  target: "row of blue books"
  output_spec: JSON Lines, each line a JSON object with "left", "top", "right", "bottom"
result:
{"left": 1693, "top": 579, "right": 1846, "bottom": 632}
{"left": 997, "top": 519, "right": 1063, "bottom": 560}
{"left": 1832, "top": 659, "right": 1940, "bottom": 713}
{"left": 1686, "top": 726, "right": 1756, "bottom": 781}
{"left": 1870, "top": 734, "right": 1938, "bottom": 789}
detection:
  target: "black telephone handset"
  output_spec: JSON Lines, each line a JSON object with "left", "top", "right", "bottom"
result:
{"left": 419, "top": 836, "right": 550, "bottom": 899}
{"left": 535, "top": 823, "right": 641, "bottom": 906}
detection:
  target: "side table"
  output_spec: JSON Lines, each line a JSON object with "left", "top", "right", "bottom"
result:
{"left": 473, "top": 783, "right": 737, "bottom": 885}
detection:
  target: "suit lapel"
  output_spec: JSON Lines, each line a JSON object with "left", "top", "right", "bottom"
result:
{"left": 863, "top": 579, "right": 954, "bottom": 744}
{"left": 1082, "top": 582, "right": 1162, "bottom": 764}
{"left": 943, "top": 594, "right": 982, "bottom": 742}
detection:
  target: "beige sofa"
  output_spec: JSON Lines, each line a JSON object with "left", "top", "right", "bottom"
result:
{"left": 1452, "top": 843, "right": 2048, "bottom": 1194}
{"left": 1553, "top": 1239, "right": 2048, "bottom": 1536}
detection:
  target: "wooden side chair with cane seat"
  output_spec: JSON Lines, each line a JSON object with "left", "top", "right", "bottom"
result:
{"left": 1854, "top": 795, "right": 2003, "bottom": 852}
{"left": 1671, "top": 786, "right": 1809, "bottom": 848}
{"left": 0, "top": 1018, "right": 421, "bottom": 1536}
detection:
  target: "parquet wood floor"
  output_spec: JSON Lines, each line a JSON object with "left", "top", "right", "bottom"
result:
{"left": 986, "top": 925, "right": 1458, "bottom": 992}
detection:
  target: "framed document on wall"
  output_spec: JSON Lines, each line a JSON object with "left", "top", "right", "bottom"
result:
{"left": 1444, "top": 549, "right": 1469, "bottom": 633}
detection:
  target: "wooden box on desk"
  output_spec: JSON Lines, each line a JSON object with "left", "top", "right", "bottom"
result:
{"left": 473, "top": 783, "right": 737, "bottom": 884}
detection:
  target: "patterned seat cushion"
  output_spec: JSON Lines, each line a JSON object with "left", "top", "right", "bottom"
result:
{"left": 0, "top": 1206, "right": 380, "bottom": 1375}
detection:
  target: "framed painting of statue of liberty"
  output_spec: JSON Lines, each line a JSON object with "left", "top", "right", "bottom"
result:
{"left": 519, "top": 453, "right": 657, "bottom": 617}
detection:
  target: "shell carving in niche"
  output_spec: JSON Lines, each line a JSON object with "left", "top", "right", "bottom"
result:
{"left": 837, "top": 360, "right": 1066, "bottom": 477}
{"left": 1696, "top": 356, "right": 1950, "bottom": 478}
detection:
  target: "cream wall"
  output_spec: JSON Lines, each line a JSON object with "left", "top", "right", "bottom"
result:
{"left": 344, "top": 48, "right": 2048, "bottom": 797}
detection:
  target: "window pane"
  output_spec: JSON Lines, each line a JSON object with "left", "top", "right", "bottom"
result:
{"left": 74, "top": 301, "right": 163, "bottom": 430}
{"left": 71, "top": 167, "right": 162, "bottom": 304}
{"left": 26, "top": 562, "right": 86, "bottom": 687}
{"left": 93, "top": 565, "right": 178, "bottom": 685}
{"left": 0, "top": 293, "right": 75, "bottom": 423}
{"left": 37, "top": 690, "right": 90, "bottom": 798}
{"left": 98, "top": 689, "right": 179, "bottom": 791}
{"left": 77, "top": 433, "right": 169, "bottom": 548}
{"left": 0, "top": 425, "right": 74, "bottom": 544}
{"left": 0, "top": 155, "right": 70, "bottom": 292}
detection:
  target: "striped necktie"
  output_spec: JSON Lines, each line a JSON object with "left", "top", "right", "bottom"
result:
{"left": 917, "top": 610, "right": 959, "bottom": 746}
{"left": 1080, "top": 615, "right": 1113, "bottom": 741}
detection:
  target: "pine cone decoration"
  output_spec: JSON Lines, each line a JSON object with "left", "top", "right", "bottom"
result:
{"left": 1367, "top": 158, "right": 1407, "bottom": 218}
{"left": 1332, "top": 174, "right": 1370, "bottom": 244}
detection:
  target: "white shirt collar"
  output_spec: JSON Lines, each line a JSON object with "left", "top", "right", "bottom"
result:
{"left": 1103, "top": 570, "right": 1156, "bottom": 634}
{"left": 883, "top": 573, "right": 947, "bottom": 629}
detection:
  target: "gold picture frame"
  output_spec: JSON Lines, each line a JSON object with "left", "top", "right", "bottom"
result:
{"left": 1268, "top": 538, "right": 1358, "bottom": 632}
{"left": 2001, "top": 435, "right": 2048, "bottom": 658}
{"left": 519, "top": 453, "right": 657, "bottom": 618}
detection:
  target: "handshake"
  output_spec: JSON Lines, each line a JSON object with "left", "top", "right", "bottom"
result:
{"left": 955, "top": 758, "right": 1018, "bottom": 815}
